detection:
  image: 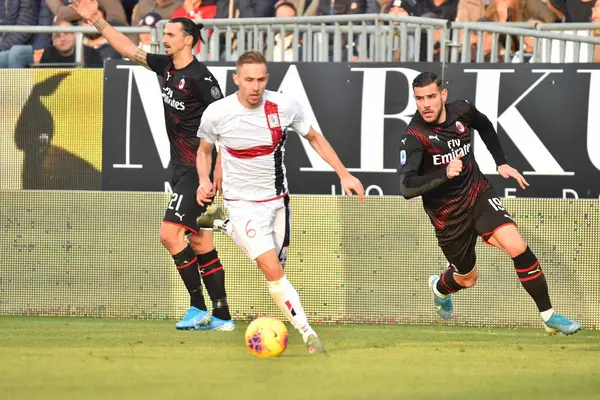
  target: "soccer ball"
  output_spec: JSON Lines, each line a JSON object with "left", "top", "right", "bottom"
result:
{"left": 245, "top": 317, "right": 289, "bottom": 358}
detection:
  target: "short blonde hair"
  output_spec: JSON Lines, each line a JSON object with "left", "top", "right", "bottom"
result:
{"left": 236, "top": 51, "right": 267, "bottom": 70}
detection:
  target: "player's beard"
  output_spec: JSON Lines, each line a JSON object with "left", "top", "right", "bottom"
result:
{"left": 424, "top": 101, "right": 444, "bottom": 124}
{"left": 431, "top": 106, "right": 444, "bottom": 124}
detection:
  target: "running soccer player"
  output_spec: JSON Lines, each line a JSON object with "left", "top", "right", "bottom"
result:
{"left": 399, "top": 72, "right": 581, "bottom": 335}
{"left": 70, "top": 0, "right": 233, "bottom": 331}
{"left": 196, "top": 51, "right": 365, "bottom": 353}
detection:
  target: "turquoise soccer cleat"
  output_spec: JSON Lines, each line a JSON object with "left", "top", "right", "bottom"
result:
{"left": 195, "top": 316, "right": 235, "bottom": 331}
{"left": 544, "top": 313, "right": 582, "bottom": 336}
{"left": 428, "top": 275, "right": 453, "bottom": 320}
{"left": 175, "top": 306, "right": 211, "bottom": 330}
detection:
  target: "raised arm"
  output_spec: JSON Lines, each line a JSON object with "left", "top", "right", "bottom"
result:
{"left": 70, "top": 0, "right": 148, "bottom": 67}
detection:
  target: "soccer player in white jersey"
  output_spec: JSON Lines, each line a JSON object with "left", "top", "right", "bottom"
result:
{"left": 195, "top": 51, "right": 365, "bottom": 354}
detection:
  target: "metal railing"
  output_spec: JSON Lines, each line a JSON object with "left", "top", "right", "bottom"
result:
{"left": 449, "top": 21, "right": 600, "bottom": 63}
{"left": 1, "top": 16, "right": 599, "bottom": 66}
{"left": 170, "top": 15, "right": 450, "bottom": 62}
{"left": 173, "top": 15, "right": 599, "bottom": 63}
{"left": 0, "top": 25, "right": 152, "bottom": 67}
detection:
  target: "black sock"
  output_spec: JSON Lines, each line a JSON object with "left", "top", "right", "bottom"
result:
{"left": 513, "top": 246, "right": 552, "bottom": 312}
{"left": 198, "top": 249, "right": 231, "bottom": 320}
{"left": 173, "top": 245, "right": 206, "bottom": 311}
{"left": 436, "top": 267, "right": 464, "bottom": 295}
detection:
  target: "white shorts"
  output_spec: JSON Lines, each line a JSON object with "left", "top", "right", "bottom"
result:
{"left": 224, "top": 196, "right": 291, "bottom": 263}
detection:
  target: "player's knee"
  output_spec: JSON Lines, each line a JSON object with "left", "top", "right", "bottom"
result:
{"left": 455, "top": 269, "right": 478, "bottom": 288}
{"left": 256, "top": 251, "right": 284, "bottom": 281}
{"left": 502, "top": 239, "right": 528, "bottom": 258}
{"left": 188, "top": 232, "right": 214, "bottom": 254}
{"left": 159, "top": 225, "right": 184, "bottom": 251}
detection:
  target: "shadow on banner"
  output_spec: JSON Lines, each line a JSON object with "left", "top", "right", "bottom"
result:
{"left": 0, "top": 69, "right": 103, "bottom": 190}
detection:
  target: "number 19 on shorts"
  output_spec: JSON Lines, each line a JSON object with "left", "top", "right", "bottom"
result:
{"left": 488, "top": 197, "right": 505, "bottom": 212}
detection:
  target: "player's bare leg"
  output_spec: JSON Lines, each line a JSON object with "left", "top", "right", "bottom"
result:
{"left": 160, "top": 222, "right": 210, "bottom": 329}
{"left": 429, "top": 262, "right": 480, "bottom": 320}
{"left": 188, "top": 230, "right": 234, "bottom": 331}
{"left": 255, "top": 250, "right": 325, "bottom": 354}
{"left": 488, "top": 224, "right": 581, "bottom": 335}
{"left": 203, "top": 213, "right": 250, "bottom": 258}
{"left": 453, "top": 267, "right": 478, "bottom": 288}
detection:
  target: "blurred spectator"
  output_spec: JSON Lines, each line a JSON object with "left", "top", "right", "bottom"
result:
{"left": 172, "top": 0, "right": 217, "bottom": 19}
{"left": 39, "top": 20, "right": 103, "bottom": 67}
{"left": 44, "top": 0, "right": 128, "bottom": 25}
{"left": 138, "top": 12, "right": 163, "bottom": 52}
{"left": 122, "top": 0, "right": 140, "bottom": 23}
{"left": 485, "top": 0, "right": 557, "bottom": 22}
{"left": 315, "top": 0, "right": 365, "bottom": 60}
{"left": 172, "top": 0, "right": 217, "bottom": 53}
{"left": 32, "top": 0, "right": 54, "bottom": 64}
{"left": 592, "top": 0, "right": 600, "bottom": 61}
{"left": 0, "top": 0, "right": 41, "bottom": 68}
{"left": 316, "top": 0, "right": 366, "bottom": 16}
{"left": 215, "top": 0, "right": 275, "bottom": 18}
{"left": 303, "top": 0, "right": 320, "bottom": 15}
{"left": 456, "top": 0, "right": 486, "bottom": 21}
{"left": 272, "top": 1, "right": 300, "bottom": 61}
{"left": 366, "top": 0, "right": 382, "bottom": 13}
{"left": 383, "top": 0, "right": 459, "bottom": 20}
{"left": 133, "top": 0, "right": 185, "bottom": 26}
{"left": 511, "top": 17, "right": 543, "bottom": 61}
{"left": 214, "top": 0, "right": 274, "bottom": 59}
{"left": 386, "top": 0, "right": 409, "bottom": 16}
{"left": 78, "top": 5, "right": 122, "bottom": 60}
{"left": 550, "top": 0, "right": 594, "bottom": 21}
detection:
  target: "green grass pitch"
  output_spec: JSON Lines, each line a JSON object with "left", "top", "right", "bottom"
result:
{"left": 1, "top": 316, "right": 599, "bottom": 399}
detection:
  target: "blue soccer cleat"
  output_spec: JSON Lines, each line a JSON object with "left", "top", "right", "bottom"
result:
{"left": 195, "top": 316, "right": 235, "bottom": 331}
{"left": 175, "top": 306, "right": 211, "bottom": 330}
{"left": 544, "top": 313, "right": 582, "bottom": 336}
{"left": 428, "top": 275, "right": 453, "bottom": 320}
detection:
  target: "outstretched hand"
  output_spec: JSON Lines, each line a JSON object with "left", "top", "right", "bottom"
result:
{"left": 70, "top": 0, "right": 100, "bottom": 21}
{"left": 498, "top": 164, "right": 529, "bottom": 190}
{"left": 341, "top": 174, "right": 365, "bottom": 202}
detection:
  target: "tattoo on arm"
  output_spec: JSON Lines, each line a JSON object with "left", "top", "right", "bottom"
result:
{"left": 93, "top": 18, "right": 108, "bottom": 32}
{"left": 133, "top": 49, "right": 148, "bottom": 67}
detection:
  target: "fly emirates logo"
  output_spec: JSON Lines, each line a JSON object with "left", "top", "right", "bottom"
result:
{"left": 162, "top": 87, "right": 185, "bottom": 111}
{"left": 432, "top": 139, "right": 471, "bottom": 166}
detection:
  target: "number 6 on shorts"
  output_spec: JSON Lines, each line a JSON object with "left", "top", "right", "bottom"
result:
{"left": 245, "top": 220, "right": 256, "bottom": 238}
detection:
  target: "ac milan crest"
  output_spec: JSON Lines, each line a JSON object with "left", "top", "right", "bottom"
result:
{"left": 456, "top": 121, "right": 466, "bottom": 134}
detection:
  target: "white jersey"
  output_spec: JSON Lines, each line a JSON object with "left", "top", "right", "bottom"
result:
{"left": 197, "top": 90, "right": 311, "bottom": 201}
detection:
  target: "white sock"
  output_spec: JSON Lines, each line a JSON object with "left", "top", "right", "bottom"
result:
{"left": 268, "top": 275, "right": 316, "bottom": 342}
{"left": 541, "top": 308, "right": 554, "bottom": 322}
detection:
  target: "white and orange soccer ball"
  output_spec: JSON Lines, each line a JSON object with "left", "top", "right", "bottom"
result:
{"left": 245, "top": 317, "right": 288, "bottom": 358}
